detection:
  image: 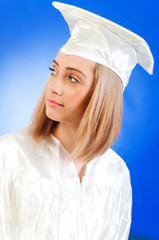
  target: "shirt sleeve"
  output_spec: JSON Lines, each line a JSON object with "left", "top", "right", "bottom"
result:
{"left": 0, "top": 138, "right": 14, "bottom": 240}
{"left": 114, "top": 168, "right": 132, "bottom": 240}
{"left": 99, "top": 165, "right": 132, "bottom": 240}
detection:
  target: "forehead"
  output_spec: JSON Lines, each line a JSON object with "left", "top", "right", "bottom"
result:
{"left": 55, "top": 51, "right": 96, "bottom": 71}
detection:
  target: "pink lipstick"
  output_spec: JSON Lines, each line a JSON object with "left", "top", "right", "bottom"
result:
{"left": 48, "top": 99, "right": 64, "bottom": 107}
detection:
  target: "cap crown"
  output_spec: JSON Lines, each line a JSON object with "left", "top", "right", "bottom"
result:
{"left": 53, "top": 2, "right": 154, "bottom": 89}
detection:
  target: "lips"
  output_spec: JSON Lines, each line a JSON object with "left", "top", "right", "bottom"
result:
{"left": 47, "top": 99, "right": 64, "bottom": 107}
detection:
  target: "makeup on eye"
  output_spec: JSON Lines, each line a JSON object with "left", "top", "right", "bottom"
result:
{"left": 52, "top": 59, "right": 87, "bottom": 79}
{"left": 68, "top": 75, "right": 80, "bottom": 83}
{"left": 49, "top": 67, "right": 56, "bottom": 75}
{"left": 49, "top": 66, "right": 81, "bottom": 83}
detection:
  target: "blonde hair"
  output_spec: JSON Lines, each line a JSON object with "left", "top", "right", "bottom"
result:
{"left": 29, "top": 64, "right": 123, "bottom": 164}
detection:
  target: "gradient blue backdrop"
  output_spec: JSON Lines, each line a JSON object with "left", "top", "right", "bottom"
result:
{"left": 0, "top": 0, "right": 158, "bottom": 239}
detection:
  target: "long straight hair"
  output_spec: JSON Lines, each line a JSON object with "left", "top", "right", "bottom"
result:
{"left": 29, "top": 64, "right": 123, "bottom": 164}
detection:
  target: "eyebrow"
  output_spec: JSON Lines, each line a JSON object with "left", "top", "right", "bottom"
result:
{"left": 53, "top": 60, "right": 59, "bottom": 66}
{"left": 52, "top": 60, "right": 87, "bottom": 79}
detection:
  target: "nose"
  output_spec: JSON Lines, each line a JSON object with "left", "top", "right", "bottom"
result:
{"left": 52, "top": 87, "right": 63, "bottom": 96}
{"left": 50, "top": 78, "right": 63, "bottom": 96}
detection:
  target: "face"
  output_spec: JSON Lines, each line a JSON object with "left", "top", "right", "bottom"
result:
{"left": 45, "top": 51, "right": 96, "bottom": 128}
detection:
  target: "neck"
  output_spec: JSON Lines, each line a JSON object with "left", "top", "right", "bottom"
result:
{"left": 53, "top": 122, "right": 78, "bottom": 153}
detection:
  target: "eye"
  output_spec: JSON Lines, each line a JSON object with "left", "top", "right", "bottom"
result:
{"left": 49, "top": 67, "right": 56, "bottom": 75}
{"left": 69, "top": 76, "right": 80, "bottom": 83}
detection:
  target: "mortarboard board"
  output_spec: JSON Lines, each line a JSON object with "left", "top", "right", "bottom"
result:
{"left": 52, "top": 2, "right": 154, "bottom": 89}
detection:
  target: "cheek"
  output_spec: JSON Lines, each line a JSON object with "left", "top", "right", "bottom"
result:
{"left": 45, "top": 82, "right": 50, "bottom": 96}
{"left": 67, "top": 89, "right": 92, "bottom": 110}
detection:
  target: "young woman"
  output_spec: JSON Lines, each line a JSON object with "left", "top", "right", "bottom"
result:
{"left": 0, "top": 2, "right": 154, "bottom": 240}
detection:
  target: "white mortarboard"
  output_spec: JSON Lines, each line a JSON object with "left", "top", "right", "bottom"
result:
{"left": 52, "top": 2, "right": 154, "bottom": 89}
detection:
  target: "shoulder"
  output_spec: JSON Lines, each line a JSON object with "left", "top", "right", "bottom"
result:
{"left": 89, "top": 148, "right": 130, "bottom": 186}
{"left": 0, "top": 127, "right": 39, "bottom": 169}
{"left": 103, "top": 148, "right": 129, "bottom": 171}
{"left": 0, "top": 127, "right": 60, "bottom": 176}
{"left": 0, "top": 126, "right": 34, "bottom": 151}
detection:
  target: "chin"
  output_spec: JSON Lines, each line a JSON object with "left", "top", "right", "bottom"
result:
{"left": 45, "top": 110, "right": 61, "bottom": 123}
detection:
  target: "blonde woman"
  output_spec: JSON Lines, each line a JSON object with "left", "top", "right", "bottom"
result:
{"left": 0, "top": 2, "right": 154, "bottom": 240}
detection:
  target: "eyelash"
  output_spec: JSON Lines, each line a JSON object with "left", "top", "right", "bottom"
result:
{"left": 69, "top": 76, "right": 79, "bottom": 83}
{"left": 49, "top": 67, "right": 56, "bottom": 75}
{"left": 49, "top": 67, "right": 80, "bottom": 83}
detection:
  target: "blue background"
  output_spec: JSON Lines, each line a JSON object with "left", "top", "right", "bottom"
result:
{"left": 0, "top": 0, "right": 158, "bottom": 239}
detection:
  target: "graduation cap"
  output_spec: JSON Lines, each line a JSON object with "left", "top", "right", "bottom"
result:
{"left": 52, "top": 2, "right": 154, "bottom": 89}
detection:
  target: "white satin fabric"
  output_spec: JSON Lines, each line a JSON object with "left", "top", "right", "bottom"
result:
{"left": 0, "top": 127, "right": 132, "bottom": 240}
{"left": 53, "top": 2, "right": 154, "bottom": 89}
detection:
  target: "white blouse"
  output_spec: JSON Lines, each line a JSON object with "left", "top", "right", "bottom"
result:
{"left": 0, "top": 127, "right": 132, "bottom": 240}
